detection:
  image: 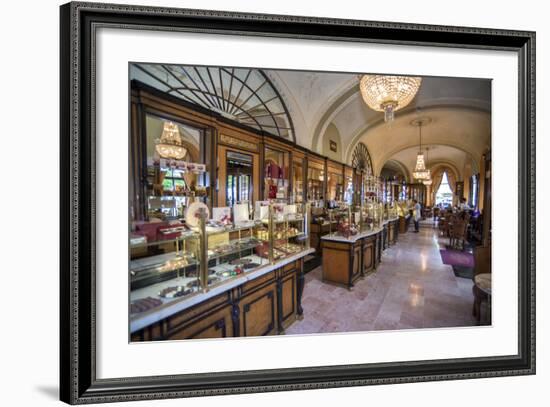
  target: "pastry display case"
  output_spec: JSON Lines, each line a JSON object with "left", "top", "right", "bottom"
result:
{"left": 307, "top": 155, "right": 325, "bottom": 203}
{"left": 129, "top": 203, "right": 310, "bottom": 319}
{"left": 205, "top": 221, "right": 269, "bottom": 286}
{"left": 269, "top": 203, "right": 310, "bottom": 260}
{"left": 264, "top": 146, "right": 290, "bottom": 201}
{"left": 325, "top": 205, "right": 359, "bottom": 238}
{"left": 130, "top": 229, "right": 201, "bottom": 314}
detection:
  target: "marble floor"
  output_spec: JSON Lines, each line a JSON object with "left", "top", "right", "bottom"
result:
{"left": 286, "top": 221, "right": 483, "bottom": 335}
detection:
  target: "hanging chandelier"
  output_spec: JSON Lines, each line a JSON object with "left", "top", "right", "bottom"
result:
{"left": 155, "top": 121, "right": 187, "bottom": 160}
{"left": 359, "top": 74, "right": 422, "bottom": 122}
{"left": 411, "top": 118, "right": 431, "bottom": 180}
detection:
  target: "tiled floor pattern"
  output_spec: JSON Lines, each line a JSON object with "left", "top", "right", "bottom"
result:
{"left": 286, "top": 222, "right": 480, "bottom": 335}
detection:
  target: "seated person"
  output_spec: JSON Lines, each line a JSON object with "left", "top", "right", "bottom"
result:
{"left": 459, "top": 197, "right": 471, "bottom": 211}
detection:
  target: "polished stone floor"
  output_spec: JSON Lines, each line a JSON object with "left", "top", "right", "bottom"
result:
{"left": 286, "top": 221, "right": 482, "bottom": 335}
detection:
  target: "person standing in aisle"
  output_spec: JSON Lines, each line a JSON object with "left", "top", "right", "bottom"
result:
{"left": 413, "top": 199, "right": 421, "bottom": 233}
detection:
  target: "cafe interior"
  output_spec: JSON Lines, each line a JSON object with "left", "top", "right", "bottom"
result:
{"left": 128, "top": 65, "right": 492, "bottom": 341}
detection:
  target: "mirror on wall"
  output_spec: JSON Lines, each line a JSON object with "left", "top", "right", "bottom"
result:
{"left": 145, "top": 114, "right": 205, "bottom": 220}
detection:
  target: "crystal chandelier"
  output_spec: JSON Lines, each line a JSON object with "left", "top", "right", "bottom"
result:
{"left": 359, "top": 75, "right": 422, "bottom": 122}
{"left": 412, "top": 119, "right": 430, "bottom": 180}
{"left": 155, "top": 121, "right": 187, "bottom": 160}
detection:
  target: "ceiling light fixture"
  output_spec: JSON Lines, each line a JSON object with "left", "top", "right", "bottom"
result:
{"left": 359, "top": 74, "right": 422, "bottom": 122}
{"left": 411, "top": 118, "right": 431, "bottom": 180}
{"left": 155, "top": 121, "right": 187, "bottom": 160}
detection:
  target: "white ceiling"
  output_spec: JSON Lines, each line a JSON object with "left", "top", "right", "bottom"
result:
{"left": 264, "top": 70, "right": 491, "bottom": 179}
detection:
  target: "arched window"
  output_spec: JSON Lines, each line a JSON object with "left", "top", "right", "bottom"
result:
{"left": 131, "top": 64, "right": 295, "bottom": 141}
{"left": 436, "top": 172, "right": 453, "bottom": 206}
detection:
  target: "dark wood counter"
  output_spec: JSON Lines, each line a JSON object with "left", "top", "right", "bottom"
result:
{"left": 320, "top": 218, "right": 399, "bottom": 289}
{"left": 131, "top": 251, "right": 312, "bottom": 341}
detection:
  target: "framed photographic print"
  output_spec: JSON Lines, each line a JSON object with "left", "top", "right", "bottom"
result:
{"left": 60, "top": 1, "right": 535, "bottom": 404}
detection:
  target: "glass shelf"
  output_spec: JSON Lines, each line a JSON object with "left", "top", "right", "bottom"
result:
{"left": 129, "top": 203, "right": 310, "bottom": 317}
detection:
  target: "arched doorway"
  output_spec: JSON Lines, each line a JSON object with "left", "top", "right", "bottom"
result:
{"left": 435, "top": 171, "right": 453, "bottom": 207}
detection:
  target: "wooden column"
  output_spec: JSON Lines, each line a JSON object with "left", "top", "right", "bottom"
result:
{"left": 482, "top": 150, "right": 492, "bottom": 246}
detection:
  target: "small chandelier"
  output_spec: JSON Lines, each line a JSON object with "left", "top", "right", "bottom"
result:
{"left": 359, "top": 74, "right": 422, "bottom": 122}
{"left": 412, "top": 119, "right": 430, "bottom": 180}
{"left": 155, "top": 121, "right": 187, "bottom": 160}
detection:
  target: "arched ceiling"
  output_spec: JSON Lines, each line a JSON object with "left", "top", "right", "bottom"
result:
{"left": 131, "top": 63, "right": 491, "bottom": 177}
{"left": 263, "top": 72, "right": 490, "bottom": 179}
{"left": 352, "top": 108, "right": 490, "bottom": 177}
{"left": 388, "top": 144, "right": 474, "bottom": 181}
{"left": 264, "top": 70, "right": 355, "bottom": 148}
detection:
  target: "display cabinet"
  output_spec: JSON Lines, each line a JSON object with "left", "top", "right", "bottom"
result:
{"left": 271, "top": 203, "right": 309, "bottom": 259}
{"left": 326, "top": 160, "right": 344, "bottom": 203}
{"left": 306, "top": 154, "right": 325, "bottom": 203}
{"left": 130, "top": 230, "right": 201, "bottom": 315}
{"left": 291, "top": 152, "right": 306, "bottom": 204}
{"left": 129, "top": 204, "right": 310, "bottom": 322}
{"left": 344, "top": 166, "right": 354, "bottom": 205}
{"left": 205, "top": 222, "right": 269, "bottom": 287}
{"left": 264, "top": 145, "right": 290, "bottom": 201}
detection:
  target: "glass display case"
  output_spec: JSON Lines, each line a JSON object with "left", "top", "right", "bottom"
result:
{"left": 205, "top": 222, "right": 268, "bottom": 285}
{"left": 327, "top": 171, "right": 344, "bottom": 202}
{"left": 326, "top": 205, "right": 359, "bottom": 238}
{"left": 307, "top": 166, "right": 325, "bottom": 203}
{"left": 291, "top": 156, "right": 305, "bottom": 204}
{"left": 129, "top": 204, "right": 309, "bottom": 318}
{"left": 344, "top": 168, "right": 354, "bottom": 205}
{"left": 270, "top": 203, "right": 309, "bottom": 259}
{"left": 396, "top": 200, "right": 410, "bottom": 217}
{"left": 129, "top": 229, "right": 201, "bottom": 314}
{"left": 264, "top": 146, "right": 290, "bottom": 201}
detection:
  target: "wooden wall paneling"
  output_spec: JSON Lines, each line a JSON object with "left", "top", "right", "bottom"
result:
{"left": 482, "top": 150, "right": 492, "bottom": 246}
{"left": 208, "top": 126, "right": 218, "bottom": 207}
{"left": 129, "top": 97, "right": 147, "bottom": 222}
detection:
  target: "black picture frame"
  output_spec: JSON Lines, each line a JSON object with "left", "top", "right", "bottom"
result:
{"left": 60, "top": 1, "right": 536, "bottom": 404}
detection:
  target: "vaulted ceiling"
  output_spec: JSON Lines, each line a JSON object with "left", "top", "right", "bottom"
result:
{"left": 131, "top": 64, "right": 491, "bottom": 181}
{"left": 266, "top": 71, "right": 491, "bottom": 180}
